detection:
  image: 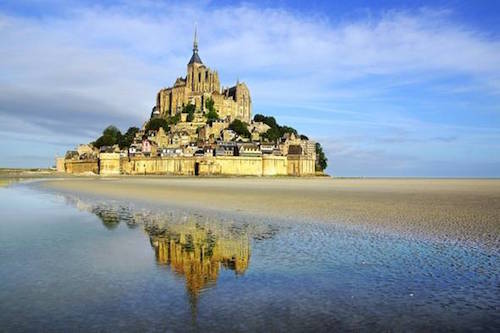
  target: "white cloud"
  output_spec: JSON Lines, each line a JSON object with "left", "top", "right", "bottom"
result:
{"left": 0, "top": 1, "right": 499, "bottom": 174}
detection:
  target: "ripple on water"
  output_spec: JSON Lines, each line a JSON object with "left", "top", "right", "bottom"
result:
{"left": 0, "top": 185, "right": 498, "bottom": 332}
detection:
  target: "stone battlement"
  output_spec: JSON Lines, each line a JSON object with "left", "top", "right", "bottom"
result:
{"left": 61, "top": 154, "right": 315, "bottom": 177}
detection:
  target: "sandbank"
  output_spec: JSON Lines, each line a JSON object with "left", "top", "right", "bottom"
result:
{"left": 39, "top": 177, "right": 500, "bottom": 247}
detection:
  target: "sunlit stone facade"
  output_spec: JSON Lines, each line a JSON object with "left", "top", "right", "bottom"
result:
{"left": 156, "top": 28, "right": 252, "bottom": 123}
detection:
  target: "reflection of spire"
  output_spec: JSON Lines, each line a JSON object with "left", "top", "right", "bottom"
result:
{"left": 149, "top": 222, "right": 250, "bottom": 314}
{"left": 189, "top": 289, "right": 199, "bottom": 329}
{"left": 59, "top": 193, "right": 279, "bottom": 324}
{"left": 151, "top": 227, "right": 250, "bottom": 288}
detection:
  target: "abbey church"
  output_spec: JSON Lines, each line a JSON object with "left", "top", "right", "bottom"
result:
{"left": 154, "top": 28, "right": 252, "bottom": 123}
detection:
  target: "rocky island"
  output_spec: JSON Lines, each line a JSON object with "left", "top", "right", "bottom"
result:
{"left": 57, "top": 28, "right": 327, "bottom": 176}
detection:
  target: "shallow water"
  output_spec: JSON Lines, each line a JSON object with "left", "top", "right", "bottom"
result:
{"left": 0, "top": 182, "right": 498, "bottom": 332}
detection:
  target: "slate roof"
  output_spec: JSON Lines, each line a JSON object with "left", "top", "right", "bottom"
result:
{"left": 188, "top": 51, "right": 203, "bottom": 65}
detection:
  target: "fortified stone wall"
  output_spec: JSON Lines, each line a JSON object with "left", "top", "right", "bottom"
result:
{"left": 126, "top": 157, "right": 195, "bottom": 176}
{"left": 99, "top": 153, "right": 121, "bottom": 176}
{"left": 198, "top": 158, "right": 221, "bottom": 175}
{"left": 61, "top": 155, "right": 316, "bottom": 176}
{"left": 262, "top": 155, "right": 287, "bottom": 176}
{"left": 287, "top": 156, "right": 316, "bottom": 176}
{"left": 122, "top": 157, "right": 196, "bottom": 175}
{"left": 215, "top": 156, "right": 263, "bottom": 176}
{"left": 64, "top": 159, "right": 99, "bottom": 174}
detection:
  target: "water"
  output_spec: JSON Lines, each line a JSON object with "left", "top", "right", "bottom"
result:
{"left": 0, "top": 182, "right": 498, "bottom": 332}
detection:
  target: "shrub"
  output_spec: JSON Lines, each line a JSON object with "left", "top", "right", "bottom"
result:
{"left": 315, "top": 142, "right": 328, "bottom": 171}
{"left": 229, "top": 119, "right": 250, "bottom": 138}
{"left": 118, "top": 127, "right": 139, "bottom": 149}
{"left": 205, "top": 98, "right": 219, "bottom": 124}
{"left": 168, "top": 113, "right": 181, "bottom": 125}
{"left": 92, "top": 125, "right": 122, "bottom": 148}
{"left": 254, "top": 114, "right": 299, "bottom": 142}
{"left": 145, "top": 118, "right": 169, "bottom": 132}
{"left": 93, "top": 134, "right": 115, "bottom": 148}
{"left": 183, "top": 104, "right": 196, "bottom": 122}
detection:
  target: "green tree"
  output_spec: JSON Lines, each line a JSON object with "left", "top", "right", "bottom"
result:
{"left": 205, "top": 109, "right": 219, "bottom": 123}
{"left": 254, "top": 114, "right": 278, "bottom": 129}
{"left": 205, "top": 98, "right": 219, "bottom": 124}
{"left": 262, "top": 127, "right": 281, "bottom": 142}
{"left": 103, "top": 125, "right": 122, "bottom": 141}
{"left": 254, "top": 114, "right": 299, "bottom": 141}
{"left": 228, "top": 119, "right": 250, "bottom": 138}
{"left": 145, "top": 118, "right": 169, "bottom": 132}
{"left": 315, "top": 142, "right": 328, "bottom": 172}
{"left": 280, "top": 125, "right": 298, "bottom": 137}
{"left": 205, "top": 98, "right": 215, "bottom": 111}
{"left": 183, "top": 104, "right": 196, "bottom": 122}
{"left": 93, "top": 134, "right": 115, "bottom": 148}
{"left": 118, "top": 127, "right": 139, "bottom": 149}
{"left": 92, "top": 125, "right": 122, "bottom": 148}
{"left": 253, "top": 114, "right": 266, "bottom": 122}
{"left": 168, "top": 113, "right": 181, "bottom": 125}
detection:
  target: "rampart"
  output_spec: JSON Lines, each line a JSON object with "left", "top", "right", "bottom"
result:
{"left": 63, "top": 159, "right": 99, "bottom": 174}
{"left": 59, "top": 153, "right": 315, "bottom": 176}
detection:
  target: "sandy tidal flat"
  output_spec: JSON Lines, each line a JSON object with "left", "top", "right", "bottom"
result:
{"left": 40, "top": 177, "right": 500, "bottom": 247}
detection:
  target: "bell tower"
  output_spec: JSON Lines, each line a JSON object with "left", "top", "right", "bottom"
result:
{"left": 187, "top": 25, "right": 203, "bottom": 93}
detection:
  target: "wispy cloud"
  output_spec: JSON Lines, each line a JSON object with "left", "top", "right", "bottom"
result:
{"left": 0, "top": 1, "right": 499, "bottom": 175}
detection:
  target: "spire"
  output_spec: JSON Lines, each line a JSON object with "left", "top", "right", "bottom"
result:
{"left": 193, "top": 23, "right": 198, "bottom": 52}
{"left": 188, "top": 24, "right": 203, "bottom": 65}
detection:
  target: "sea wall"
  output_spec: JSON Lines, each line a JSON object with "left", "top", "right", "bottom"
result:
{"left": 61, "top": 154, "right": 316, "bottom": 176}
{"left": 64, "top": 159, "right": 99, "bottom": 174}
{"left": 262, "top": 155, "right": 287, "bottom": 176}
{"left": 214, "top": 156, "right": 262, "bottom": 176}
{"left": 99, "top": 153, "right": 120, "bottom": 176}
{"left": 287, "top": 155, "right": 316, "bottom": 176}
{"left": 122, "top": 157, "right": 196, "bottom": 175}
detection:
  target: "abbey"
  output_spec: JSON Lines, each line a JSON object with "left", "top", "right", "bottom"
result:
{"left": 58, "top": 27, "right": 326, "bottom": 177}
{"left": 154, "top": 28, "right": 252, "bottom": 123}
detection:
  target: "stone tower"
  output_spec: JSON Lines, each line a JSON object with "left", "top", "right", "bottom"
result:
{"left": 186, "top": 26, "right": 220, "bottom": 96}
{"left": 155, "top": 26, "right": 251, "bottom": 123}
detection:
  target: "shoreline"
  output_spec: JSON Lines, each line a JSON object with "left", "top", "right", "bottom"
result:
{"left": 35, "top": 177, "right": 500, "bottom": 248}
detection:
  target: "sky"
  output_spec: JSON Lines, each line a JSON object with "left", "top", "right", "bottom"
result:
{"left": 1, "top": 0, "right": 499, "bottom": 177}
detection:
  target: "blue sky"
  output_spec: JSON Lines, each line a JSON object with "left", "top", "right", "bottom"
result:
{"left": 1, "top": 0, "right": 499, "bottom": 176}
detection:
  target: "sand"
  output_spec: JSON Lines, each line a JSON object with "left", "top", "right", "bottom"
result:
{"left": 39, "top": 177, "right": 500, "bottom": 247}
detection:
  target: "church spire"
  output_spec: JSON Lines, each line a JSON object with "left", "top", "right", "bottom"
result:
{"left": 193, "top": 24, "right": 198, "bottom": 52}
{"left": 188, "top": 24, "right": 203, "bottom": 65}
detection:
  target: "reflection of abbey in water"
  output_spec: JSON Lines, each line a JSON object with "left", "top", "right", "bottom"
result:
{"left": 147, "top": 223, "right": 250, "bottom": 296}
{"left": 63, "top": 194, "right": 257, "bottom": 299}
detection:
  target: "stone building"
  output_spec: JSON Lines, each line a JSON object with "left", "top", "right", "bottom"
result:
{"left": 155, "top": 28, "right": 252, "bottom": 123}
{"left": 59, "top": 27, "right": 321, "bottom": 177}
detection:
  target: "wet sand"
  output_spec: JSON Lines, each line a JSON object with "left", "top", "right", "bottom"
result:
{"left": 40, "top": 177, "right": 500, "bottom": 247}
